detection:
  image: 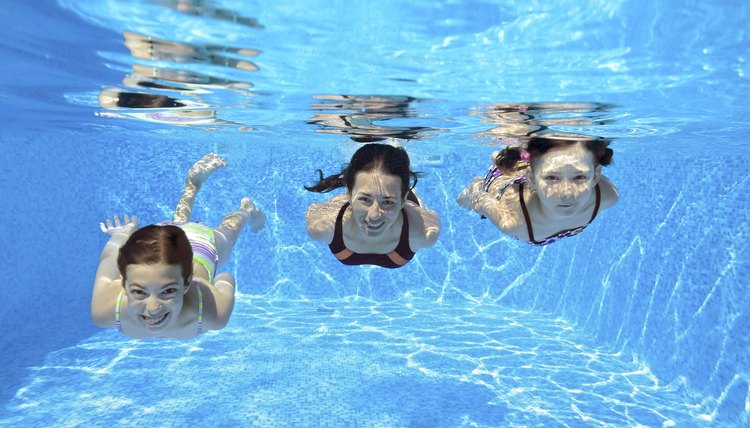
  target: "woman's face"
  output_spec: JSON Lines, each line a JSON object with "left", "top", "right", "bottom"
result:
{"left": 124, "top": 263, "right": 188, "bottom": 332}
{"left": 348, "top": 169, "right": 405, "bottom": 237}
{"left": 530, "top": 143, "right": 600, "bottom": 217}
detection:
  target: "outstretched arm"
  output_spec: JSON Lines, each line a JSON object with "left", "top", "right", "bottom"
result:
{"left": 456, "top": 177, "right": 518, "bottom": 232}
{"left": 404, "top": 200, "right": 440, "bottom": 250}
{"left": 91, "top": 214, "right": 137, "bottom": 327}
{"left": 202, "top": 271, "right": 236, "bottom": 331}
{"left": 305, "top": 193, "right": 348, "bottom": 244}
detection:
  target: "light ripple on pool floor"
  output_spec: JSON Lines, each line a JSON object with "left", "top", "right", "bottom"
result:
{"left": 1, "top": 296, "right": 709, "bottom": 427}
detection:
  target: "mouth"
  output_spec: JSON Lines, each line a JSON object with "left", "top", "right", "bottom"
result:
{"left": 141, "top": 312, "right": 169, "bottom": 327}
{"left": 364, "top": 220, "right": 386, "bottom": 232}
{"left": 558, "top": 202, "right": 576, "bottom": 208}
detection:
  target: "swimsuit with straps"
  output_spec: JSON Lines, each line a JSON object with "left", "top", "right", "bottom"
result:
{"left": 328, "top": 193, "right": 419, "bottom": 269}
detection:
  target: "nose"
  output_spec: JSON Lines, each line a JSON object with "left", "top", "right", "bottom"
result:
{"left": 560, "top": 181, "right": 575, "bottom": 200}
{"left": 145, "top": 296, "right": 162, "bottom": 313}
{"left": 367, "top": 202, "right": 383, "bottom": 219}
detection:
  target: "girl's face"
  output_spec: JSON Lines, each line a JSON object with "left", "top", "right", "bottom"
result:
{"left": 124, "top": 263, "right": 189, "bottom": 332}
{"left": 348, "top": 169, "right": 405, "bottom": 237}
{"left": 530, "top": 144, "right": 600, "bottom": 217}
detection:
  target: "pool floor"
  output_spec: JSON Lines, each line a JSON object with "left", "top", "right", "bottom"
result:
{"left": 2, "top": 296, "right": 709, "bottom": 427}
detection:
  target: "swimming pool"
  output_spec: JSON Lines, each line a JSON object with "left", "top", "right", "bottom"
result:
{"left": 1, "top": 0, "right": 748, "bottom": 426}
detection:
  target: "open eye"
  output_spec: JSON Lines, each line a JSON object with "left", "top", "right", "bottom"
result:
{"left": 357, "top": 196, "right": 372, "bottom": 203}
{"left": 543, "top": 175, "right": 560, "bottom": 182}
{"left": 574, "top": 175, "right": 588, "bottom": 181}
{"left": 162, "top": 287, "right": 178, "bottom": 295}
{"left": 130, "top": 289, "right": 147, "bottom": 298}
{"left": 382, "top": 199, "right": 396, "bottom": 206}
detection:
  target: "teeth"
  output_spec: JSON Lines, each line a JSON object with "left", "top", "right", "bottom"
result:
{"left": 143, "top": 313, "right": 167, "bottom": 326}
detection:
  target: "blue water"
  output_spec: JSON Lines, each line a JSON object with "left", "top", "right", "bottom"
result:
{"left": 1, "top": 0, "right": 749, "bottom": 426}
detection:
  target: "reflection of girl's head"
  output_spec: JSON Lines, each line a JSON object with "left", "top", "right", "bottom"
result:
{"left": 305, "top": 144, "right": 419, "bottom": 198}
{"left": 117, "top": 225, "right": 193, "bottom": 287}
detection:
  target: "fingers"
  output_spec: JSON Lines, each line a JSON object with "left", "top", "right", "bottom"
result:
{"left": 101, "top": 214, "right": 136, "bottom": 234}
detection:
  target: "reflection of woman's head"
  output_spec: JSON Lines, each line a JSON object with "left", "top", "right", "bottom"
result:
{"left": 117, "top": 225, "right": 193, "bottom": 287}
{"left": 305, "top": 143, "right": 418, "bottom": 198}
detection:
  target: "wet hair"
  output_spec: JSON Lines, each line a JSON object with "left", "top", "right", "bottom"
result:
{"left": 304, "top": 143, "right": 419, "bottom": 198}
{"left": 494, "top": 135, "right": 614, "bottom": 174}
{"left": 117, "top": 225, "right": 193, "bottom": 287}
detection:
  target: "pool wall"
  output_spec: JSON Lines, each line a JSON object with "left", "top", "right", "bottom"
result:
{"left": 1, "top": 131, "right": 748, "bottom": 422}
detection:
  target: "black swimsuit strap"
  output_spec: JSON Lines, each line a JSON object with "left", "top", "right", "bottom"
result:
{"left": 329, "top": 202, "right": 350, "bottom": 252}
{"left": 518, "top": 182, "right": 535, "bottom": 242}
{"left": 589, "top": 184, "right": 601, "bottom": 223}
{"left": 520, "top": 182, "right": 602, "bottom": 243}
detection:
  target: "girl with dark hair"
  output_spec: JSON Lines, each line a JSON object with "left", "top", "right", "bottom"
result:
{"left": 91, "top": 153, "right": 265, "bottom": 339}
{"left": 305, "top": 143, "right": 440, "bottom": 268}
{"left": 457, "top": 135, "right": 619, "bottom": 245}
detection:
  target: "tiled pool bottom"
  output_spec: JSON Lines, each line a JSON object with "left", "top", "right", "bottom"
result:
{"left": 2, "top": 297, "right": 709, "bottom": 427}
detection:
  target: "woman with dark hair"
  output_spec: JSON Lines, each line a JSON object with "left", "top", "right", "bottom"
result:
{"left": 305, "top": 144, "right": 440, "bottom": 268}
{"left": 457, "top": 135, "right": 619, "bottom": 245}
{"left": 91, "top": 153, "right": 265, "bottom": 339}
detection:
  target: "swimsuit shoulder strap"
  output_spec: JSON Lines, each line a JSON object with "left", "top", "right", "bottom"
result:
{"left": 195, "top": 280, "right": 203, "bottom": 335}
{"left": 393, "top": 207, "right": 414, "bottom": 257}
{"left": 329, "top": 202, "right": 350, "bottom": 252}
{"left": 518, "top": 182, "right": 536, "bottom": 242}
{"left": 115, "top": 290, "right": 125, "bottom": 334}
{"left": 589, "top": 184, "right": 601, "bottom": 223}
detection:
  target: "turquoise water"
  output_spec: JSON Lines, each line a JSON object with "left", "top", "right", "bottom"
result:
{"left": 1, "top": 0, "right": 749, "bottom": 426}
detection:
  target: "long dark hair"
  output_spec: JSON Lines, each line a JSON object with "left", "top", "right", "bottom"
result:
{"left": 117, "top": 225, "right": 193, "bottom": 286}
{"left": 305, "top": 144, "right": 419, "bottom": 197}
{"left": 494, "top": 135, "right": 613, "bottom": 174}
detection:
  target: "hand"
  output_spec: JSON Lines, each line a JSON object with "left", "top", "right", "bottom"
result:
{"left": 241, "top": 198, "right": 265, "bottom": 232}
{"left": 100, "top": 214, "right": 138, "bottom": 236}
{"left": 456, "top": 178, "right": 484, "bottom": 209}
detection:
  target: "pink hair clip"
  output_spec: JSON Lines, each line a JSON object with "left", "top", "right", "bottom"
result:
{"left": 520, "top": 150, "right": 530, "bottom": 161}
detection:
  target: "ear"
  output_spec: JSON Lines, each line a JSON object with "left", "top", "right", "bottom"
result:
{"left": 184, "top": 278, "right": 192, "bottom": 294}
{"left": 346, "top": 188, "right": 353, "bottom": 203}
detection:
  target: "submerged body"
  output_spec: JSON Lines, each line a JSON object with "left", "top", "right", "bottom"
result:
{"left": 91, "top": 154, "right": 265, "bottom": 339}
{"left": 458, "top": 138, "right": 618, "bottom": 244}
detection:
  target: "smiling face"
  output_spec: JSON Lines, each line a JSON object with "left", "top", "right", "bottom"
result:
{"left": 530, "top": 143, "right": 600, "bottom": 217}
{"left": 123, "top": 263, "right": 189, "bottom": 332}
{"left": 348, "top": 169, "right": 405, "bottom": 237}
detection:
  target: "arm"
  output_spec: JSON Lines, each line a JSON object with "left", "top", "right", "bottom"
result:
{"left": 203, "top": 272, "right": 236, "bottom": 330}
{"left": 456, "top": 177, "right": 520, "bottom": 233}
{"left": 404, "top": 201, "right": 441, "bottom": 250}
{"left": 91, "top": 215, "right": 137, "bottom": 327}
{"left": 305, "top": 193, "right": 348, "bottom": 244}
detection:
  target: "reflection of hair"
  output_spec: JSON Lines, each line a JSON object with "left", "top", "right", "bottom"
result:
{"left": 494, "top": 136, "right": 614, "bottom": 174}
{"left": 305, "top": 143, "right": 419, "bottom": 197}
{"left": 117, "top": 225, "right": 193, "bottom": 286}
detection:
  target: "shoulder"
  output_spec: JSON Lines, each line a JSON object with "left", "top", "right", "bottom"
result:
{"left": 403, "top": 201, "right": 440, "bottom": 249}
{"left": 91, "top": 277, "right": 122, "bottom": 328}
{"left": 305, "top": 194, "right": 348, "bottom": 244}
{"left": 597, "top": 175, "right": 619, "bottom": 211}
{"left": 200, "top": 274, "right": 235, "bottom": 331}
{"left": 482, "top": 181, "right": 528, "bottom": 235}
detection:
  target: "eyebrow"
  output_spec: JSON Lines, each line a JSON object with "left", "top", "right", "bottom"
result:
{"left": 129, "top": 282, "right": 179, "bottom": 289}
{"left": 357, "top": 192, "right": 397, "bottom": 199}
